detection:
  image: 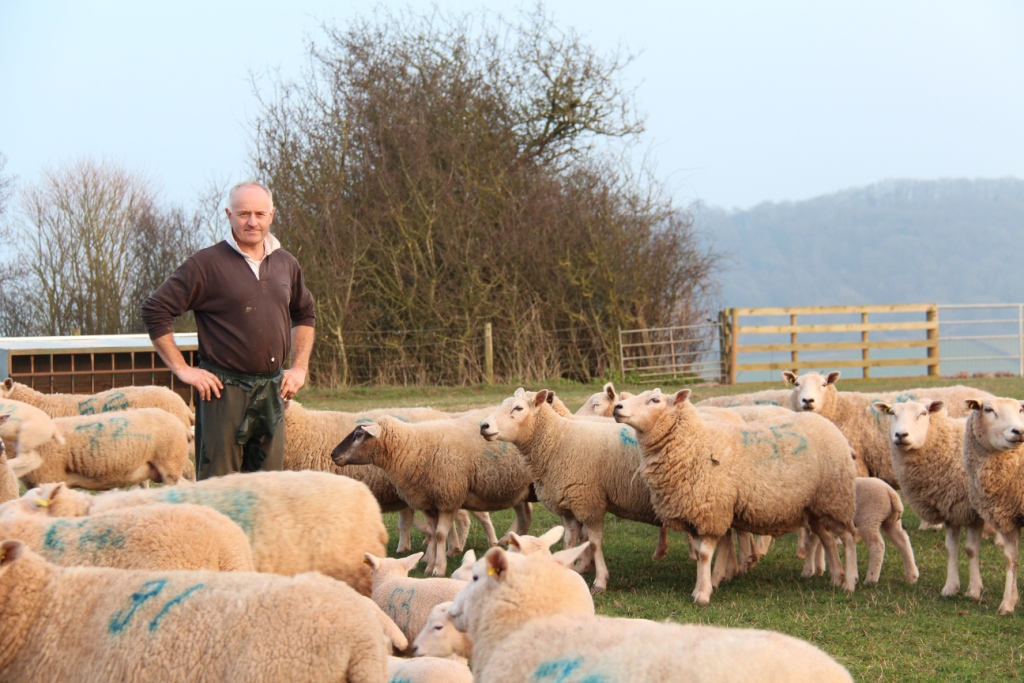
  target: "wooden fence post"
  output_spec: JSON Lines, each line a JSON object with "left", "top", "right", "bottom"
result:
{"left": 862, "top": 312, "right": 870, "bottom": 379}
{"left": 484, "top": 322, "right": 494, "bottom": 385}
{"left": 927, "top": 307, "right": 939, "bottom": 377}
{"left": 729, "top": 308, "right": 739, "bottom": 385}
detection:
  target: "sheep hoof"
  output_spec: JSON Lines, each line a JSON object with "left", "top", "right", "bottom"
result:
{"left": 940, "top": 585, "right": 960, "bottom": 597}
{"left": 906, "top": 571, "right": 920, "bottom": 584}
{"left": 997, "top": 602, "right": 1015, "bottom": 615}
{"left": 590, "top": 584, "right": 606, "bottom": 596}
{"left": 651, "top": 550, "right": 667, "bottom": 562}
{"left": 795, "top": 548, "right": 807, "bottom": 560}
{"left": 966, "top": 589, "right": 983, "bottom": 601}
{"left": 692, "top": 593, "right": 710, "bottom": 606}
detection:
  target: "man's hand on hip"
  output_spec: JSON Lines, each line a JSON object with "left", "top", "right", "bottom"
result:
{"left": 177, "top": 366, "right": 224, "bottom": 401}
{"left": 280, "top": 367, "right": 306, "bottom": 400}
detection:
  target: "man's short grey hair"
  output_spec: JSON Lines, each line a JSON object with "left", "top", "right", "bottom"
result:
{"left": 228, "top": 181, "right": 274, "bottom": 209}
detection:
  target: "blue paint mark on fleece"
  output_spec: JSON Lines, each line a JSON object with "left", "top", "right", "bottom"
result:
{"left": 533, "top": 657, "right": 607, "bottom": 682}
{"left": 109, "top": 579, "right": 167, "bottom": 634}
{"left": 741, "top": 424, "right": 808, "bottom": 463}
{"left": 42, "top": 519, "right": 126, "bottom": 559}
{"left": 619, "top": 427, "right": 638, "bottom": 448}
{"left": 148, "top": 583, "right": 205, "bottom": 631}
{"left": 386, "top": 586, "right": 416, "bottom": 632}
{"left": 156, "top": 488, "right": 258, "bottom": 535}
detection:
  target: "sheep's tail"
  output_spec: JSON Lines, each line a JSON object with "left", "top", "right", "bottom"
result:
{"left": 885, "top": 485, "right": 904, "bottom": 527}
{"left": 8, "top": 450, "right": 43, "bottom": 478}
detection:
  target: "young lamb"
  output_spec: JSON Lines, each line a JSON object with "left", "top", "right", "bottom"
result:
{"left": 961, "top": 395, "right": 1024, "bottom": 614}
{"left": 387, "top": 656, "right": 473, "bottom": 683}
{"left": 11, "top": 408, "right": 194, "bottom": 489}
{"left": 1, "top": 378, "right": 194, "bottom": 428}
{"left": 284, "top": 400, "right": 494, "bottom": 554}
{"left": 480, "top": 389, "right": 667, "bottom": 593}
{"left": 448, "top": 545, "right": 854, "bottom": 683}
{"left": 365, "top": 551, "right": 467, "bottom": 654}
{"left": 0, "top": 398, "right": 66, "bottom": 472}
{"left": 874, "top": 399, "right": 982, "bottom": 597}
{"left": 449, "top": 549, "right": 476, "bottom": 581}
{"left": 783, "top": 370, "right": 994, "bottom": 485}
{"left": 411, "top": 601, "right": 473, "bottom": 665}
{"left": 803, "top": 477, "right": 919, "bottom": 585}
{"left": 613, "top": 388, "right": 859, "bottom": 605}
{"left": 8, "top": 470, "right": 388, "bottom": 596}
{"left": 0, "top": 503, "right": 253, "bottom": 571}
{"left": 575, "top": 382, "right": 634, "bottom": 417}
{"left": 332, "top": 414, "right": 534, "bottom": 577}
{"left": 0, "top": 418, "right": 18, "bottom": 504}
{"left": 0, "top": 540, "right": 388, "bottom": 682}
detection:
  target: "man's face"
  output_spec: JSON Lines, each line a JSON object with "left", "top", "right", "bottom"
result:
{"left": 226, "top": 185, "right": 274, "bottom": 249}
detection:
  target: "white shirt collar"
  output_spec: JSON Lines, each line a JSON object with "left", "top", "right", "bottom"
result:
{"left": 226, "top": 231, "right": 281, "bottom": 278}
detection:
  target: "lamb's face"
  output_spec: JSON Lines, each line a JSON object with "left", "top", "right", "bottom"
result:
{"left": 967, "top": 397, "right": 1024, "bottom": 453}
{"left": 612, "top": 389, "right": 672, "bottom": 433}
{"left": 480, "top": 396, "right": 533, "bottom": 442}
{"left": 331, "top": 423, "right": 382, "bottom": 466}
{"left": 879, "top": 400, "right": 939, "bottom": 451}
{"left": 785, "top": 371, "right": 839, "bottom": 413}
{"left": 576, "top": 383, "right": 619, "bottom": 417}
{"left": 412, "top": 601, "right": 458, "bottom": 657}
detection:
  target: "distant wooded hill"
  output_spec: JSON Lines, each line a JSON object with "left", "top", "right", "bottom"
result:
{"left": 695, "top": 178, "right": 1024, "bottom": 309}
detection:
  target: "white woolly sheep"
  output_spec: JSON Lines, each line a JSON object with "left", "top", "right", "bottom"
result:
{"left": 875, "top": 399, "right": 982, "bottom": 597}
{"left": 0, "top": 503, "right": 253, "bottom": 571}
{"left": 613, "top": 388, "right": 859, "bottom": 605}
{"left": 961, "top": 395, "right": 1024, "bottom": 614}
{"left": 0, "top": 417, "right": 17, "bottom": 504}
{"left": 365, "top": 551, "right": 467, "bottom": 654}
{"left": 575, "top": 382, "right": 634, "bottom": 418}
{"left": 506, "top": 525, "right": 566, "bottom": 555}
{"left": 450, "top": 549, "right": 476, "bottom": 581}
{"left": 333, "top": 414, "right": 534, "bottom": 577}
{"left": 1, "top": 378, "right": 194, "bottom": 428}
{"left": 0, "top": 398, "right": 66, "bottom": 471}
{"left": 387, "top": 656, "right": 473, "bottom": 683}
{"left": 480, "top": 389, "right": 666, "bottom": 594}
{"left": 283, "top": 400, "right": 494, "bottom": 555}
{"left": 0, "top": 540, "right": 388, "bottom": 682}
{"left": 448, "top": 545, "right": 854, "bottom": 683}
{"left": 783, "top": 370, "right": 994, "bottom": 485}
{"left": 412, "top": 600, "right": 473, "bottom": 665}
{"left": 804, "top": 477, "right": 919, "bottom": 585}
{"left": 10, "top": 408, "right": 193, "bottom": 489}
{"left": 695, "top": 387, "right": 794, "bottom": 409}
{"left": 7, "top": 470, "right": 387, "bottom": 596}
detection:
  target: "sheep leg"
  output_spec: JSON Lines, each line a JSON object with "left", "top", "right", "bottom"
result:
{"left": 687, "top": 531, "right": 698, "bottom": 562}
{"left": 429, "top": 511, "right": 457, "bottom": 577}
{"left": 396, "top": 508, "right": 415, "bottom": 554}
{"left": 795, "top": 526, "right": 809, "bottom": 559}
{"left": 711, "top": 530, "right": 737, "bottom": 587}
{"left": 964, "top": 523, "right": 984, "bottom": 600}
{"left": 421, "top": 511, "right": 440, "bottom": 572}
{"left": 941, "top": 524, "right": 962, "bottom": 597}
{"left": 469, "top": 511, "right": 499, "bottom": 548}
{"left": 801, "top": 532, "right": 825, "bottom": 578}
{"left": 882, "top": 518, "right": 919, "bottom": 583}
{"left": 753, "top": 535, "right": 774, "bottom": 562}
{"left": 997, "top": 527, "right": 1020, "bottom": 615}
{"left": 735, "top": 530, "right": 753, "bottom": 573}
{"left": 692, "top": 535, "right": 718, "bottom": 605}
{"left": 582, "top": 517, "right": 610, "bottom": 595}
{"left": 860, "top": 522, "right": 885, "bottom": 585}
{"left": 841, "top": 529, "right": 859, "bottom": 591}
{"left": 562, "top": 516, "right": 584, "bottom": 548}
{"left": 652, "top": 525, "right": 668, "bottom": 561}
{"left": 512, "top": 501, "right": 532, "bottom": 536}
{"left": 446, "top": 510, "right": 470, "bottom": 556}
{"left": 807, "top": 519, "right": 846, "bottom": 588}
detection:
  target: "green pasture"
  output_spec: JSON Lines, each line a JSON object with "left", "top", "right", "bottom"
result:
{"left": 303, "top": 376, "right": 1024, "bottom": 682}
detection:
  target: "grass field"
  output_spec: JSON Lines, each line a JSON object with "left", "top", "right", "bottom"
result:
{"left": 302, "top": 376, "right": 1024, "bottom": 682}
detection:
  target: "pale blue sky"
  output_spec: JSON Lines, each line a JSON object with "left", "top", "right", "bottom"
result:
{"left": 2, "top": 1, "right": 1021, "bottom": 211}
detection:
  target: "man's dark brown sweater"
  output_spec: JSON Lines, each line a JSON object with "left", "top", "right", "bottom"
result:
{"left": 142, "top": 241, "right": 315, "bottom": 374}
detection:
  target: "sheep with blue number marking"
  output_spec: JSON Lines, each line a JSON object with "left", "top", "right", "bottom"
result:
{"left": 3, "top": 470, "right": 387, "bottom": 596}
{"left": 8, "top": 408, "right": 193, "bottom": 489}
{"left": 364, "top": 551, "right": 466, "bottom": 655}
{"left": 614, "top": 388, "right": 859, "bottom": 605}
{"left": 0, "top": 539, "right": 388, "bottom": 682}
{"left": 1, "top": 378, "right": 194, "bottom": 428}
{"left": 448, "top": 545, "right": 854, "bottom": 683}
{"left": 0, "top": 503, "right": 253, "bottom": 571}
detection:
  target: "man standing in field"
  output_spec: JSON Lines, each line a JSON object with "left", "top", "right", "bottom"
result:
{"left": 142, "top": 181, "right": 315, "bottom": 478}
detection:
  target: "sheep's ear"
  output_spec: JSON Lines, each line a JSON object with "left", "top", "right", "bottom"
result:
{"left": 2, "top": 378, "right": 11, "bottom": 391}
{"left": 926, "top": 400, "right": 945, "bottom": 414}
{"left": 872, "top": 402, "right": 893, "bottom": 416}
{"left": 672, "top": 389, "right": 692, "bottom": 406}
{"left": 360, "top": 423, "right": 382, "bottom": 439}
{"left": 604, "top": 382, "right": 616, "bottom": 400}
{"left": 483, "top": 546, "right": 510, "bottom": 580}
{"left": 513, "top": 387, "right": 526, "bottom": 398}
{"left": 965, "top": 399, "right": 984, "bottom": 412}
{"left": 0, "top": 540, "right": 24, "bottom": 567}
{"left": 363, "top": 552, "right": 382, "bottom": 570}
{"left": 551, "top": 541, "right": 590, "bottom": 568}
{"left": 540, "top": 525, "right": 565, "bottom": 547}
{"left": 826, "top": 371, "right": 841, "bottom": 385}
{"left": 403, "top": 552, "right": 425, "bottom": 570}
{"left": 461, "top": 549, "right": 476, "bottom": 565}
{"left": 506, "top": 532, "right": 523, "bottom": 551}
{"left": 534, "top": 390, "right": 549, "bottom": 407}
{"left": 781, "top": 371, "right": 798, "bottom": 386}
{"left": 47, "top": 483, "right": 64, "bottom": 504}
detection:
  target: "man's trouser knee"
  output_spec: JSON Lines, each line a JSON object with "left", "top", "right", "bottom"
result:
{"left": 195, "top": 384, "right": 285, "bottom": 480}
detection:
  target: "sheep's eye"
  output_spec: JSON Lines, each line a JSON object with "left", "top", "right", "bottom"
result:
{"left": 433, "top": 625, "right": 443, "bottom": 631}
{"left": 651, "top": 397, "right": 660, "bottom": 403}
{"left": 984, "top": 407, "right": 994, "bottom": 414}
{"left": 919, "top": 412, "right": 927, "bottom": 419}
{"left": 512, "top": 405, "right": 523, "bottom": 412}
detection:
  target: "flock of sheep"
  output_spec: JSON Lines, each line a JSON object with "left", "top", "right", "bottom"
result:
{"left": 0, "top": 369, "right": 1022, "bottom": 681}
